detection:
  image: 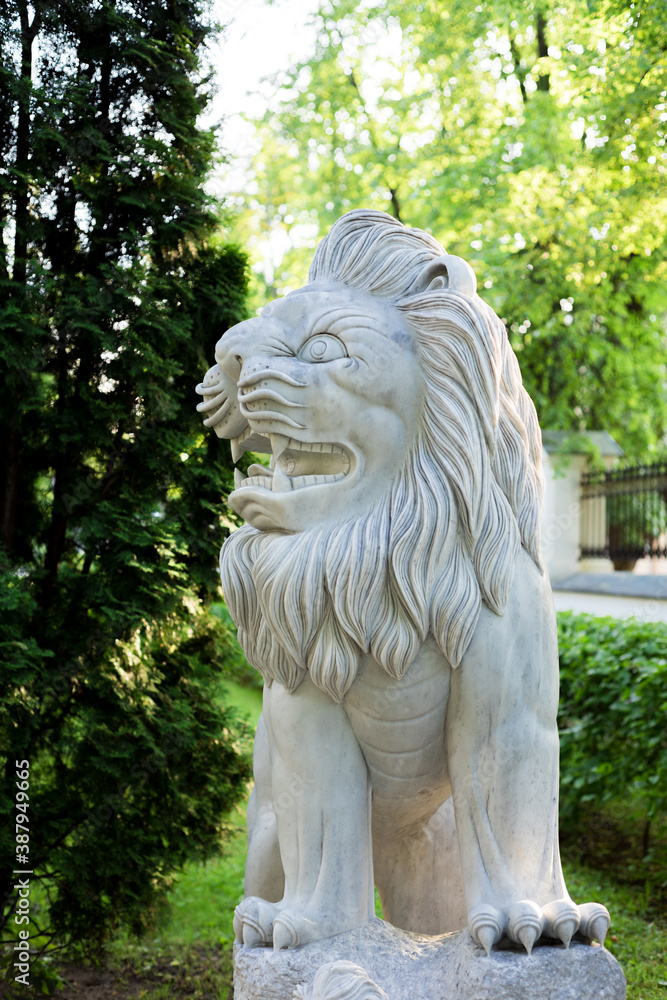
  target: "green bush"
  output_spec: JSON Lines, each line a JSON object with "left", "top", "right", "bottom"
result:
{"left": 557, "top": 612, "right": 667, "bottom": 828}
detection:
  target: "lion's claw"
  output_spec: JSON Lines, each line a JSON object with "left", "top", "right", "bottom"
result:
{"left": 272, "top": 912, "right": 299, "bottom": 950}
{"left": 506, "top": 900, "right": 544, "bottom": 955}
{"left": 234, "top": 896, "right": 280, "bottom": 947}
{"left": 469, "top": 898, "right": 609, "bottom": 955}
{"left": 272, "top": 909, "right": 321, "bottom": 951}
{"left": 578, "top": 901, "right": 610, "bottom": 946}
{"left": 468, "top": 903, "right": 504, "bottom": 956}
{"left": 241, "top": 914, "right": 270, "bottom": 948}
{"left": 543, "top": 898, "right": 580, "bottom": 948}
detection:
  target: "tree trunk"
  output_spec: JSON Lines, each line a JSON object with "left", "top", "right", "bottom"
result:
{"left": 536, "top": 11, "right": 550, "bottom": 92}
{"left": 1, "top": 3, "right": 41, "bottom": 554}
{"left": 388, "top": 187, "right": 403, "bottom": 223}
{"left": 13, "top": 2, "right": 41, "bottom": 288}
{"left": 509, "top": 34, "right": 528, "bottom": 106}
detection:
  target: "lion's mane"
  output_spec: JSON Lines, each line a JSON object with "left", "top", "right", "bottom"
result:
{"left": 220, "top": 211, "right": 544, "bottom": 702}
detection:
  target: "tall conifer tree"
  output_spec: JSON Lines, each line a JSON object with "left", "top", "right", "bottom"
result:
{"left": 0, "top": 0, "right": 250, "bottom": 951}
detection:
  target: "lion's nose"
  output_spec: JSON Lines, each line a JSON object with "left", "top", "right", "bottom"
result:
{"left": 215, "top": 316, "right": 286, "bottom": 383}
{"left": 214, "top": 340, "right": 243, "bottom": 382}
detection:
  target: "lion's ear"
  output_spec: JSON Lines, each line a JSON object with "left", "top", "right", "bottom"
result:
{"left": 411, "top": 255, "right": 477, "bottom": 298}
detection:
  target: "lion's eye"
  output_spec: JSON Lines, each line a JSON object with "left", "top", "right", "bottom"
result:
{"left": 298, "top": 334, "right": 347, "bottom": 363}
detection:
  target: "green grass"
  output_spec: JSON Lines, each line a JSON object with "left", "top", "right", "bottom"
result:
{"left": 562, "top": 862, "right": 667, "bottom": 1000}
{"left": 107, "top": 819, "right": 247, "bottom": 975}
{"left": 218, "top": 679, "right": 263, "bottom": 729}
{"left": 151, "top": 813, "right": 247, "bottom": 949}
{"left": 140, "top": 680, "right": 263, "bottom": 949}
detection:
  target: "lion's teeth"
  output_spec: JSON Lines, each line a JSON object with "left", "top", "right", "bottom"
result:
{"left": 272, "top": 464, "right": 292, "bottom": 492}
{"left": 270, "top": 433, "right": 290, "bottom": 460}
{"left": 289, "top": 473, "right": 344, "bottom": 488}
{"left": 234, "top": 468, "right": 246, "bottom": 490}
{"left": 231, "top": 437, "right": 246, "bottom": 463}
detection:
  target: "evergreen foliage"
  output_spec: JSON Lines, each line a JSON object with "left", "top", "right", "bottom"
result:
{"left": 0, "top": 0, "right": 251, "bottom": 952}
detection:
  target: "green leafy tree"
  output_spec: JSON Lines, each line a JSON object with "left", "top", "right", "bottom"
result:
{"left": 0, "top": 0, "right": 251, "bottom": 957}
{"left": 235, "top": 0, "right": 667, "bottom": 456}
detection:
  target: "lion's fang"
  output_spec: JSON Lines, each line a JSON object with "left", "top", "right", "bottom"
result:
{"left": 270, "top": 433, "right": 290, "bottom": 460}
{"left": 272, "top": 464, "right": 292, "bottom": 492}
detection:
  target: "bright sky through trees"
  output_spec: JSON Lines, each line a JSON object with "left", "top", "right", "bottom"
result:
{"left": 205, "top": 0, "right": 320, "bottom": 197}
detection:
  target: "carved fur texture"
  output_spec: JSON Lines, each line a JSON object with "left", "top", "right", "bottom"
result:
{"left": 220, "top": 211, "right": 544, "bottom": 702}
{"left": 294, "top": 960, "right": 389, "bottom": 1000}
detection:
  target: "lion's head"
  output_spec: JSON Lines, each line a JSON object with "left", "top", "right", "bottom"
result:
{"left": 197, "top": 210, "right": 544, "bottom": 701}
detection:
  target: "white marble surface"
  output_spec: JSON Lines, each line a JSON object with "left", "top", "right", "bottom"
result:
{"left": 197, "top": 209, "right": 620, "bottom": 996}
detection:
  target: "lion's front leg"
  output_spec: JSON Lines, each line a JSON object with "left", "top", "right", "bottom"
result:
{"left": 235, "top": 675, "right": 374, "bottom": 950}
{"left": 447, "top": 554, "right": 609, "bottom": 955}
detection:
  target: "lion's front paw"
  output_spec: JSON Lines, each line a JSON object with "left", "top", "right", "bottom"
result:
{"left": 272, "top": 909, "right": 321, "bottom": 950}
{"left": 468, "top": 898, "right": 610, "bottom": 956}
{"left": 576, "top": 901, "right": 611, "bottom": 946}
{"left": 270, "top": 905, "right": 369, "bottom": 951}
{"left": 234, "top": 896, "right": 281, "bottom": 947}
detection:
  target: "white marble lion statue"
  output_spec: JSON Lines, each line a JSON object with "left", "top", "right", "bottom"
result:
{"left": 196, "top": 209, "right": 609, "bottom": 956}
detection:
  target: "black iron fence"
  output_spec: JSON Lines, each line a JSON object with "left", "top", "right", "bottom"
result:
{"left": 580, "top": 461, "right": 667, "bottom": 570}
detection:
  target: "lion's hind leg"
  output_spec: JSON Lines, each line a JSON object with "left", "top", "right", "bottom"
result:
{"left": 243, "top": 711, "right": 284, "bottom": 904}
{"left": 235, "top": 711, "right": 285, "bottom": 947}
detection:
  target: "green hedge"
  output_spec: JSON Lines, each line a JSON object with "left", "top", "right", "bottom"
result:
{"left": 557, "top": 612, "right": 667, "bottom": 826}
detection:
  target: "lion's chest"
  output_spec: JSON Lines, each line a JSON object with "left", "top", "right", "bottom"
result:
{"left": 343, "top": 637, "right": 451, "bottom": 801}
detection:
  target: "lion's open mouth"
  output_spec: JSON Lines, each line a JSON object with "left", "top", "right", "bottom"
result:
{"left": 232, "top": 429, "right": 351, "bottom": 493}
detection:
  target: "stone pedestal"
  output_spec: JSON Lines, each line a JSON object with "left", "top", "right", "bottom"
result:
{"left": 234, "top": 918, "right": 626, "bottom": 1000}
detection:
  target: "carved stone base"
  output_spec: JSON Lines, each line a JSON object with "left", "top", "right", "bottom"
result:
{"left": 233, "top": 918, "right": 626, "bottom": 1000}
